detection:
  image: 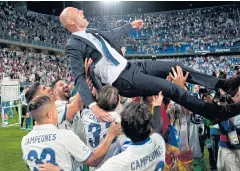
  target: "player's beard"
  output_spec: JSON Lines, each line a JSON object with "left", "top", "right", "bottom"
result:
{"left": 60, "top": 92, "right": 70, "bottom": 101}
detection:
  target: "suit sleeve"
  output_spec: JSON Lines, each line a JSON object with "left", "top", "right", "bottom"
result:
{"left": 66, "top": 44, "right": 95, "bottom": 107}
{"left": 102, "top": 23, "right": 134, "bottom": 40}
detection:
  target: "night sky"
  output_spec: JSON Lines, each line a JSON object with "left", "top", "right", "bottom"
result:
{"left": 26, "top": 1, "right": 239, "bottom": 17}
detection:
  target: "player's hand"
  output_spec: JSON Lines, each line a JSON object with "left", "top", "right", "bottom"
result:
{"left": 131, "top": 20, "right": 144, "bottom": 30}
{"left": 85, "top": 58, "right": 93, "bottom": 78}
{"left": 108, "top": 122, "right": 122, "bottom": 138}
{"left": 38, "top": 163, "right": 61, "bottom": 171}
{"left": 91, "top": 105, "right": 112, "bottom": 122}
{"left": 169, "top": 65, "right": 189, "bottom": 88}
{"left": 166, "top": 75, "right": 172, "bottom": 81}
{"left": 86, "top": 77, "right": 93, "bottom": 90}
{"left": 92, "top": 87, "right": 97, "bottom": 97}
{"left": 121, "top": 47, "right": 126, "bottom": 56}
{"left": 152, "top": 91, "right": 163, "bottom": 107}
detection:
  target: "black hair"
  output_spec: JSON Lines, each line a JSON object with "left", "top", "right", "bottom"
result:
{"left": 219, "top": 94, "right": 227, "bottom": 103}
{"left": 51, "top": 78, "right": 63, "bottom": 89}
{"left": 25, "top": 82, "right": 41, "bottom": 103}
{"left": 202, "top": 92, "right": 212, "bottom": 101}
{"left": 162, "top": 97, "right": 171, "bottom": 106}
{"left": 199, "top": 88, "right": 208, "bottom": 95}
{"left": 121, "top": 102, "right": 153, "bottom": 143}
{"left": 28, "top": 95, "right": 52, "bottom": 112}
{"left": 96, "top": 85, "right": 119, "bottom": 111}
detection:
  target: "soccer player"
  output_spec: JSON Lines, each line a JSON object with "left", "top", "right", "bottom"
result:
{"left": 20, "top": 86, "right": 30, "bottom": 130}
{"left": 25, "top": 81, "right": 83, "bottom": 130}
{"left": 96, "top": 102, "right": 166, "bottom": 171}
{"left": 25, "top": 82, "right": 52, "bottom": 103}
{"left": 80, "top": 85, "right": 122, "bottom": 170}
{"left": 25, "top": 81, "right": 93, "bottom": 170}
{"left": 51, "top": 78, "right": 86, "bottom": 144}
{"left": 21, "top": 95, "right": 122, "bottom": 171}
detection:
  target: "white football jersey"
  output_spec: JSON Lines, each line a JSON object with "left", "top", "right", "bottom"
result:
{"left": 115, "top": 97, "right": 132, "bottom": 114}
{"left": 55, "top": 100, "right": 68, "bottom": 128}
{"left": 21, "top": 124, "right": 92, "bottom": 171}
{"left": 55, "top": 100, "right": 86, "bottom": 171}
{"left": 80, "top": 109, "right": 121, "bottom": 170}
{"left": 55, "top": 100, "right": 86, "bottom": 143}
{"left": 96, "top": 133, "right": 166, "bottom": 171}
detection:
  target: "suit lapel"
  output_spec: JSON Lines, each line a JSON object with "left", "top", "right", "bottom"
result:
{"left": 71, "top": 30, "right": 123, "bottom": 56}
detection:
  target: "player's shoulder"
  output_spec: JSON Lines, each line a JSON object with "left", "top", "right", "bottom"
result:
{"left": 81, "top": 108, "right": 93, "bottom": 115}
{"left": 150, "top": 133, "right": 165, "bottom": 144}
{"left": 80, "top": 108, "right": 94, "bottom": 119}
{"left": 56, "top": 128, "right": 76, "bottom": 137}
{"left": 98, "top": 152, "right": 128, "bottom": 171}
{"left": 55, "top": 101, "right": 67, "bottom": 112}
{"left": 55, "top": 100, "right": 67, "bottom": 107}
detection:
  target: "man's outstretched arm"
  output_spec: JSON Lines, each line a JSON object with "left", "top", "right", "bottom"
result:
{"left": 100, "top": 20, "right": 144, "bottom": 40}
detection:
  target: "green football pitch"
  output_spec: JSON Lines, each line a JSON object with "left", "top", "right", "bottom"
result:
{"left": 0, "top": 109, "right": 210, "bottom": 171}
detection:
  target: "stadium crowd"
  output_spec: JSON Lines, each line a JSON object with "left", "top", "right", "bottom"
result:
{"left": 0, "top": 47, "right": 72, "bottom": 86}
{"left": 1, "top": 46, "right": 240, "bottom": 86}
{"left": 1, "top": 1, "right": 240, "bottom": 54}
{"left": 0, "top": 1, "right": 69, "bottom": 48}
{"left": 0, "top": 2, "right": 240, "bottom": 171}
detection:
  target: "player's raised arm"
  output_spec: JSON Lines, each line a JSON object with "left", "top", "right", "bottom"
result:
{"left": 65, "top": 92, "right": 84, "bottom": 120}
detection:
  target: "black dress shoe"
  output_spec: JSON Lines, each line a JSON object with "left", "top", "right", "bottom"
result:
{"left": 223, "top": 75, "right": 240, "bottom": 97}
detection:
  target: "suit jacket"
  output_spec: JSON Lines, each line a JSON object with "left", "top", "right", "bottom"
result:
{"left": 65, "top": 23, "right": 133, "bottom": 107}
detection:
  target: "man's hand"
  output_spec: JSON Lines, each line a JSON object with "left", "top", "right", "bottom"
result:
{"left": 152, "top": 91, "right": 164, "bottom": 107}
{"left": 91, "top": 105, "right": 112, "bottom": 122}
{"left": 85, "top": 58, "right": 93, "bottom": 78}
{"left": 86, "top": 77, "right": 93, "bottom": 90}
{"left": 169, "top": 65, "right": 189, "bottom": 88}
{"left": 38, "top": 163, "right": 61, "bottom": 171}
{"left": 131, "top": 20, "right": 144, "bottom": 30}
{"left": 108, "top": 122, "right": 122, "bottom": 138}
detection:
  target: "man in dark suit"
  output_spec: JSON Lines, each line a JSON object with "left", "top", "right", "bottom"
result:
{"left": 60, "top": 7, "right": 240, "bottom": 122}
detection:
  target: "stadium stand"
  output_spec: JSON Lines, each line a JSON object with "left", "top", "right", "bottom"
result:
{"left": 1, "top": 2, "right": 240, "bottom": 171}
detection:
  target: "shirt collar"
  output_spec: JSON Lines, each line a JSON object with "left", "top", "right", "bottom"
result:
{"left": 108, "top": 111, "right": 118, "bottom": 115}
{"left": 131, "top": 137, "right": 151, "bottom": 146}
{"left": 55, "top": 100, "right": 68, "bottom": 105}
{"left": 72, "top": 29, "right": 86, "bottom": 36}
{"left": 33, "top": 124, "right": 57, "bottom": 131}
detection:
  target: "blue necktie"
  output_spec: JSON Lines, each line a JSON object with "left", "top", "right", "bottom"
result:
{"left": 86, "top": 30, "right": 120, "bottom": 66}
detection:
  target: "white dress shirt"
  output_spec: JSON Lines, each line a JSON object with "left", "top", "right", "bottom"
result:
{"left": 73, "top": 30, "right": 127, "bottom": 85}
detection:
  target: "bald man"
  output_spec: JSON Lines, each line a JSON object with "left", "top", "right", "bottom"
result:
{"left": 60, "top": 7, "right": 240, "bottom": 122}
{"left": 21, "top": 95, "right": 122, "bottom": 171}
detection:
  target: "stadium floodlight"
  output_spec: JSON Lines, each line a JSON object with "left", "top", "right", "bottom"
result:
{"left": 102, "top": 0, "right": 119, "bottom": 4}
